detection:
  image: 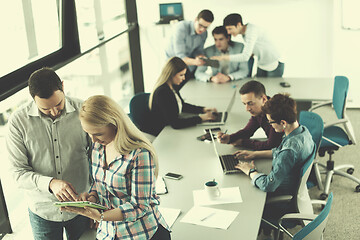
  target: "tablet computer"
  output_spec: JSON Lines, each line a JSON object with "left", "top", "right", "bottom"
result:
{"left": 200, "top": 57, "right": 220, "bottom": 68}
{"left": 54, "top": 201, "right": 107, "bottom": 210}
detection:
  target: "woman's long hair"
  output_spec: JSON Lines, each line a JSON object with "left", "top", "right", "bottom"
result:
{"left": 80, "top": 95, "right": 159, "bottom": 177}
{"left": 149, "top": 57, "right": 187, "bottom": 110}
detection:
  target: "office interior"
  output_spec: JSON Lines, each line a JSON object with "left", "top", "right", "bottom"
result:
{"left": 0, "top": 0, "right": 359, "bottom": 239}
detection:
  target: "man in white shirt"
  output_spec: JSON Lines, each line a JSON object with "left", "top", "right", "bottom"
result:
{"left": 195, "top": 26, "right": 249, "bottom": 83}
{"left": 212, "top": 13, "right": 284, "bottom": 77}
{"left": 6, "top": 67, "right": 91, "bottom": 240}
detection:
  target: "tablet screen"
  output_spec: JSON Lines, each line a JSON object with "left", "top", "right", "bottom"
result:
{"left": 54, "top": 201, "right": 107, "bottom": 210}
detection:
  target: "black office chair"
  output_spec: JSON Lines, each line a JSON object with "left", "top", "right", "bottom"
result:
{"left": 129, "top": 92, "right": 156, "bottom": 141}
{"left": 309, "top": 76, "right": 360, "bottom": 200}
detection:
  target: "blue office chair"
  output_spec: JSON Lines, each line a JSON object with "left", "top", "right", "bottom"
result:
{"left": 129, "top": 92, "right": 156, "bottom": 140}
{"left": 309, "top": 76, "right": 360, "bottom": 200}
{"left": 299, "top": 111, "right": 324, "bottom": 190}
{"left": 276, "top": 192, "right": 333, "bottom": 240}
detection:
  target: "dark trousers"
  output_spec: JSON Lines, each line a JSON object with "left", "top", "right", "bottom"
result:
{"left": 257, "top": 62, "right": 285, "bottom": 78}
{"left": 151, "top": 224, "right": 171, "bottom": 240}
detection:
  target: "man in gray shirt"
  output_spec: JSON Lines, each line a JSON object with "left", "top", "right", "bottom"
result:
{"left": 6, "top": 67, "right": 91, "bottom": 240}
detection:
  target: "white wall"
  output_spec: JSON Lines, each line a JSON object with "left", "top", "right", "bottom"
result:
{"left": 137, "top": 0, "right": 359, "bottom": 107}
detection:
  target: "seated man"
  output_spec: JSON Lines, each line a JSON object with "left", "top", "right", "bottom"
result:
{"left": 195, "top": 26, "right": 249, "bottom": 83}
{"left": 218, "top": 80, "right": 283, "bottom": 150}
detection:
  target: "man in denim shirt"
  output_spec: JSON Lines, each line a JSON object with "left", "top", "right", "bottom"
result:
{"left": 234, "top": 94, "right": 315, "bottom": 236}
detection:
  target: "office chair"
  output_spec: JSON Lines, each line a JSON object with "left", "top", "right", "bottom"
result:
{"left": 299, "top": 111, "right": 324, "bottom": 190}
{"left": 309, "top": 76, "right": 360, "bottom": 200}
{"left": 275, "top": 192, "right": 333, "bottom": 240}
{"left": 129, "top": 92, "right": 156, "bottom": 142}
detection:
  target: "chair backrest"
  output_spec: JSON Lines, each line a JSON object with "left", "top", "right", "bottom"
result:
{"left": 293, "top": 192, "right": 333, "bottom": 240}
{"left": 129, "top": 92, "right": 152, "bottom": 132}
{"left": 299, "top": 111, "right": 324, "bottom": 152}
{"left": 332, "top": 76, "right": 349, "bottom": 120}
{"left": 296, "top": 144, "right": 317, "bottom": 217}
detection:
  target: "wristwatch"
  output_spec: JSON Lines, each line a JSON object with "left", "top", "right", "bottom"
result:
{"left": 248, "top": 168, "right": 257, "bottom": 177}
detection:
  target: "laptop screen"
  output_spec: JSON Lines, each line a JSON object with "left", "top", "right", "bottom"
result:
{"left": 159, "top": 3, "right": 183, "bottom": 19}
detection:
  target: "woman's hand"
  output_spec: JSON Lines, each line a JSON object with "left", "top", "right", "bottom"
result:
{"left": 61, "top": 206, "right": 102, "bottom": 221}
{"left": 235, "top": 160, "right": 256, "bottom": 175}
{"left": 77, "top": 192, "right": 98, "bottom": 203}
{"left": 203, "top": 107, "right": 217, "bottom": 113}
{"left": 234, "top": 150, "right": 257, "bottom": 160}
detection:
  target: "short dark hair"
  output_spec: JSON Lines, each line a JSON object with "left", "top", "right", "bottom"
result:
{"left": 239, "top": 80, "right": 266, "bottom": 98}
{"left": 28, "top": 67, "right": 63, "bottom": 99}
{"left": 197, "top": 9, "right": 214, "bottom": 23}
{"left": 212, "top": 26, "right": 230, "bottom": 38}
{"left": 262, "top": 93, "right": 297, "bottom": 124}
{"left": 223, "top": 13, "right": 243, "bottom": 26}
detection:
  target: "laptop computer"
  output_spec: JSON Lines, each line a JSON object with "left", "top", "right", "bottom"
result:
{"left": 199, "top": 88, "right": 237, "bottom": 126}
{"left": 157, "top": 3, "right": 184, "bottom": 24}
{"left": 209, "top": 129, "right": 241, "bottom": 174}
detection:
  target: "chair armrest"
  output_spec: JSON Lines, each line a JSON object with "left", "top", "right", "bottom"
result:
{"left": 324, "top": 119, "right": 348, "bottom": 129}
{"left": 308, "top": 100, "right": 332, "bottom": 112}
{"left": 311, "top": 199, "right": 327, "bottom": 206}
{"left": 280, "top": 213, "right": 318, "bottom": 222}
{"left": 266, "top": 195, "right": 293, "bottom": 204}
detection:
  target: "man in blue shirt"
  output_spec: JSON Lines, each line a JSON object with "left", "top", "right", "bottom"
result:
{"left": 165, "top": 9, "right": 214, "bottom": 89}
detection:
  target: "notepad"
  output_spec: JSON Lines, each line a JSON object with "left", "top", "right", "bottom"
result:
{"left": 158, "top": 207, "right": 181, "bottom": 228}
{"left": 181, "top": 206, "right": 239, "bottom": 230}
{"left": 156, "top": 177, "right": 168, "bottom": 195}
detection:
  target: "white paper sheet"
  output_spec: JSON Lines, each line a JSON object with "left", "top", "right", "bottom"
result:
{"left": 193, "top": 187, "right": 243, "bottom": 206}
{"left": 180, "top": 206, "right": 239, "bottom": 230}
{"left": 158, "top": 207, "right": 181, "bottom": 228}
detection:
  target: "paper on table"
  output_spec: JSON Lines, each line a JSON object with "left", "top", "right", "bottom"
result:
{"left": 158, "top": 207, "right": 181, "bottom": 228}
{"left": 180, "top": 206, "right": 239, "bottom": 230}
{"left": 193, "top": 187, "right": 242, "bottom": 206}
{"left": 156, "top": 177, "right": 168, "bottom": 195}
{"left": 250, "top": 128, "right": 267, "bottom": 139}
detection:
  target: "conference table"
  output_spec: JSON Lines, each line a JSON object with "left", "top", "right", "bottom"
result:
{"left": 152, "top": 77, "right": 333, "bottom": 239}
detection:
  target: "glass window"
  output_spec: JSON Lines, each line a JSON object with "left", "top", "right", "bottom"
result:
{"left": 75, "top": 0, "right": 127, "bottom": 52}
{"left": 0, "top": 1, "right": 61, "bottom": 77}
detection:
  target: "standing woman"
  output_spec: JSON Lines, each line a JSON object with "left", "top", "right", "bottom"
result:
{"left": 149, "top": 57, "right": 217, "bottom": 136}
{"left": 63, "top": 95, "right": 171, "bottom": 240}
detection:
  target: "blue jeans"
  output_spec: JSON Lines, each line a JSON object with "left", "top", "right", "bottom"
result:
{"left": 28, "top": 209, "right": 89, "bottom": 240}
{"left": 257, "top": 62, "right": 285, "bottom": 77}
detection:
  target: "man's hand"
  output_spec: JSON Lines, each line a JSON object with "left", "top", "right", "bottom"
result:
{"left": 49, "top": 179, "right": 78, "bottom": 202}
{"left": 210, "top": 55, "right": 230, "bottom": 61}
{"left": 194, "top": 56, "right": 206, "bottom": 66}
{"left": 210, "top": 73, "right": 231, "bottom": 84}
{"left": 217, "top": 132, "right": 230, "bottom": 144}
{"left": 203, "top": 107, "right": 217, "bottom": 113}
{"left": 199, "top": 111, "right": 216, "bottom": 122}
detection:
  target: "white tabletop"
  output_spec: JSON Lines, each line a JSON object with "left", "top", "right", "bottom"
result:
{"left": 153, "top": 95, "right": 272, "bottom": 239}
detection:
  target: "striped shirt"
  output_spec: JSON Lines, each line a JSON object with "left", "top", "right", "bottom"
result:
{"left": 90, "top": 143, "right": 169, "bottom": 239}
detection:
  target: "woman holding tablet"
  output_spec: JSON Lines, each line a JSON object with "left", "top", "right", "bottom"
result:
{"left": 148, "top": 57, "right": 217, "bottom": 136}
{"left": 62, "top": 95, "right": 170, "bottom": 239}
{"left": 234, "top": 94, "right": 315, "bottom": 236}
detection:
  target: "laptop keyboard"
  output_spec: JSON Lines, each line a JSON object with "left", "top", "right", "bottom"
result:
{"left": 209, "top": 112, "right": 223, "bottom": 122}
{"left": 221, "top": 154, "right": 239, "bottom": 170}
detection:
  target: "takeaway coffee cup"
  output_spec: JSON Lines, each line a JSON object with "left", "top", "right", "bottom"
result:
{"left": 205, "top": 180, "right": 221, "bottom": 199}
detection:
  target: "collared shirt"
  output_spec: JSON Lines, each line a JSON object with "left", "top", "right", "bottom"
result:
{"left": 165, "top": 20, "right": 207, "bottom": 72}
{"left": 6, "top": 96, "right": 90, "bottom": 221}
{"left": 229, "top": 111, "right": 284, "bottom": 150}
{"left": 251, "top": 125, "right": 315, "bottom": 195}
{"left": 90, "top": 144, "right": 169, "bottom": 240}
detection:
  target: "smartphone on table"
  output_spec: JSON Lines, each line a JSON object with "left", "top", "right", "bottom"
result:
{"left": 164, "top": 172, "right": 183, "bottom": 180}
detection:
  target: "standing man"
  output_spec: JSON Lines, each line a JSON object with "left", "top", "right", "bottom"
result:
{"left": 212, "top": 13, "right": 284, "bottom": 77}
{"left": 217, "top": 80, "right": 283, "bottom": 150}
{"left": 195, "top": 26, "right": 249, "bottom": 83}
{"left": 6, "top": 67, "right": 91, "bottom": 240}
{"left": 165, "top": 9, "right": 214, "bottom": 89}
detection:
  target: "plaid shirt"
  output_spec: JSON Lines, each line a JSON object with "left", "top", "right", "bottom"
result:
{"left": 90, "top": 143, "right": 169, "bottom": 239}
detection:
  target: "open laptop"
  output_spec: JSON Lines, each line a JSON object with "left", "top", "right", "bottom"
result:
{"left": 157, "top": 3, "right": 184, "bottom": 24}
{"left": 199, "top": 88, "right": 237, "bottom": 126}
{"left": 209, "top": 130, "right": 241, "bottom": 174}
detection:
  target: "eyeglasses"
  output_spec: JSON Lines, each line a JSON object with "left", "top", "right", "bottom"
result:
{"left": 268, "top": 120, "right": 278, "bottom": 124}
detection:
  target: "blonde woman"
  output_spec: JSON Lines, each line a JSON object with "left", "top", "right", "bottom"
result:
{"left": 62, "top": 95, "right": 171, "bottom": 240}
{"left": 148, "top": 57, "right": 217, "bottom": 136}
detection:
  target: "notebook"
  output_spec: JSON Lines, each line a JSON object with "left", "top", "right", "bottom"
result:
{"left": 199, "top": 88, "right": 237, "bottom": 126}
{"left": 157, "top": 3, "right": 184, "bottom": 24}
{"left": 209, "top": 130, "right": 241, "bottom": 174}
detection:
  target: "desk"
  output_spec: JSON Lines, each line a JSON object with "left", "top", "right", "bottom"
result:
{"left": 153, "top": 96, "right": 272, "bottom": 239}
{"left": 180, "top": 77, "right": 333, "bottom": 102}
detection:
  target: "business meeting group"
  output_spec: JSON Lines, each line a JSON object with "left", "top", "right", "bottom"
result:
{"left": 5, "top": 5, "right": 359, "bottom": 240}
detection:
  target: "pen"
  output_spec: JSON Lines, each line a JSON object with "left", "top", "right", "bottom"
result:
{"left": 221, "top": 129, "right": 228, "bottom": 139}
{"left": 200, "top": 212, "right": 216, "bottom": 221}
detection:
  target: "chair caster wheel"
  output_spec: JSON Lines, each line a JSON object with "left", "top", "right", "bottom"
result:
{"left": 320, "top": 193, "right": 328, "bottom": 200}
{"left": 347, "top": 168, "right": 354, "bottom": 175}
{"left": 355, "top": 185, "right": 360, "bottom": 192}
